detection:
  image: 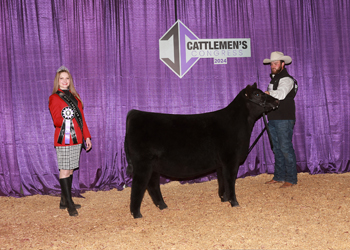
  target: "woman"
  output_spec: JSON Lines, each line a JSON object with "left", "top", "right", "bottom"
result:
{"left": 49, "top": 66, "right": 92, "bottom": 216}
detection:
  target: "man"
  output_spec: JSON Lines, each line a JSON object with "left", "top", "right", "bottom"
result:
{"left": 263, "top": 51, "right": 298, "bottom": 188}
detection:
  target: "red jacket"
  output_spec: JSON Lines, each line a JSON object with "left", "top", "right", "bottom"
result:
{"left": 49, "top": 89, "right": 91, "bottom": 147}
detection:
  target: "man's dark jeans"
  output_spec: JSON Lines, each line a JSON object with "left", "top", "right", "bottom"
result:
{"left": 268, "top": 120, "right": 297, "bottom": 184}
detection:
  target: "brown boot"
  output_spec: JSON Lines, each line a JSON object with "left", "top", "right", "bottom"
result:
{"left": 280, "top": 182, "right": 295, "bottom": 188}
{"left": 265, "top": 179, "right": 282, "bottom": 184}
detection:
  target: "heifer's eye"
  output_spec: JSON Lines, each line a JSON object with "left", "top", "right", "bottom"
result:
{"left": 255, "top": 93, "right": 260, "bottom": 97}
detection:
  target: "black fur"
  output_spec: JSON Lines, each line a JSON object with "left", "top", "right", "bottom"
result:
{"left": 124, "top": 83, "right": 279, "bottom": 218}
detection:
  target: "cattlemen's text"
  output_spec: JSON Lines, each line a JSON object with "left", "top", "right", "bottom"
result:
{"left": 187, "top": 40, "right": 248, "bottom": 50}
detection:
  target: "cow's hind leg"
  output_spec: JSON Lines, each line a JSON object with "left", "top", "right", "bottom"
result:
{"left": 147, "top": 172, "right": 167, "bottom": 210}
{"left": 130, "top": 170, "right": 152, "bottom": 219}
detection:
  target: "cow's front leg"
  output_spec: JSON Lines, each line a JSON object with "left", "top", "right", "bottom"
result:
{"left": 216, "top": 167, "right": 227, "bottom": 202}
{"left": 230, "top": 166, "right": 239, "bottom": 207}
{"left": 223, "top": 163, "right": 239, "bottom": 207}
{"left": 230, "top": 180, "right": 239, "bottom": 207}
{"left": 147, "top": 171, "right": 167, "bottom": 210}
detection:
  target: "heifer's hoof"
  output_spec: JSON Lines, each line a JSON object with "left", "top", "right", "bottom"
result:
{"left": 220, "top": 192, "right": 229, "bottom": 202}
{"left": 158, "top": 203, "right": 168, "bottom": 210}
{"left": 229, "top": 200, "right": 239, "bottom": 207}
{"left": 220, "top": 196, "right": 228, "bottom": 202}
{"left": 131, "top": 212, "right": 143, "bottom": 219}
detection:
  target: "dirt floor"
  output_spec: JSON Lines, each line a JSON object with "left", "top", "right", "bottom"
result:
{"left": 1, "top": 172, "right": 350, "bottom": 250}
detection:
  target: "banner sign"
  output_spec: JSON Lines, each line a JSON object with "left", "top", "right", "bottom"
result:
{"left": 159, "top": 20, "right": 251, "bottom": 78}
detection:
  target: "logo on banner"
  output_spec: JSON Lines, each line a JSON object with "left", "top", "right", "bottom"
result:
{"left": 159, "top": 20, "right": 251, "bottom": 78}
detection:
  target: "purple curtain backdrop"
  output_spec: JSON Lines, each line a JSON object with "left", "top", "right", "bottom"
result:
{"left": 1, "top": 0, "right": 349, "bottom": 197}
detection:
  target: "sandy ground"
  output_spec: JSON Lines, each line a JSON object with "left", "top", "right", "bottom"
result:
{"left": 1, "top": 172, "right": 350, "bottom": 250}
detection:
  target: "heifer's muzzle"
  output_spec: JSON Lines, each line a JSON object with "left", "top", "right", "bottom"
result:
{"left": 248, "top": 94, "right": 267, "bottom": 108}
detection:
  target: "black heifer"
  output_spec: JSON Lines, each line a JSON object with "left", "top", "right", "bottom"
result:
{"left": 124, "top": 83, "right": 279, "bottom": 218}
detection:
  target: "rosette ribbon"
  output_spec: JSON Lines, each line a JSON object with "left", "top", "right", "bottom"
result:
{"left": 57, "top": 107, "right": 78, "bottom": 145}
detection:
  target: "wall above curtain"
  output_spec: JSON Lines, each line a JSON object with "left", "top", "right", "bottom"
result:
{"left": 1, "top": 0, "right": 349, "bottom": 197}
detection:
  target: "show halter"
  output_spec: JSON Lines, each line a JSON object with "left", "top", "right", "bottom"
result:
{"left": 246, "top": 93, "right": 274, "bottom": 154}
{"left": 247, "top": 112, "right": 273, "bottom": 155}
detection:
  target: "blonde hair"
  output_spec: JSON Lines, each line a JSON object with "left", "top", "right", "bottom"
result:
{"left": 51, "top": 70, "right": 84, "bottom": 108}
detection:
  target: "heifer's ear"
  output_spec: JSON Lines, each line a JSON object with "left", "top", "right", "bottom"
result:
{"left": 244, "top": 84, "right": 252, "bottom": 98}
{"left": 252, "top": 82, "right": 257, "bottom": 88}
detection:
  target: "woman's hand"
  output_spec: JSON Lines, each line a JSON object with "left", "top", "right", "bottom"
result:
{"left": 85, "top": 138, "right": 92, "bottom": 151}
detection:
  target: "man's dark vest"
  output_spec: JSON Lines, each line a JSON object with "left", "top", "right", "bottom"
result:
{"left": 267, "top": 68, "right": 298, "bottom": 120}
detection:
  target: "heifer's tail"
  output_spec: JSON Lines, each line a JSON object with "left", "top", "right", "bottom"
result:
{"left": 124, "top": 135, "right": 134, "bottom": 176}
{"left": 126, "top": 164, "right": 133, "bottom": 176}
{"left": 124, "top": 114, "right": 134, "bottom": 176}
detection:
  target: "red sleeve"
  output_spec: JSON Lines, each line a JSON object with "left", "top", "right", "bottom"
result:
{"left": 49, "top": 94, "right": 64, "bottom": 127}
{"left": 77, "top": 94, "right": 91, "bottom": 140}
{"left": 81, "top": 108, "right": 91, "bottom": 139}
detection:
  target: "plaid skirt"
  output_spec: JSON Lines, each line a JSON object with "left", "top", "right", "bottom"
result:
{"left": 55, "top": 144, "right": 82, "bottom": 170}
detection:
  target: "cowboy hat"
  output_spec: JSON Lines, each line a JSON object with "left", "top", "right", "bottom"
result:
{"left": 263, "top": 51, "right": 292, "bottom": 65}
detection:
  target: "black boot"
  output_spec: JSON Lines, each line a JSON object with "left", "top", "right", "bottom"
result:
{"left": 59, "top": 176, "right": 81, "bottom": 209}
{"left": 59, "top": 177, "right": 78, "bottom": 217}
